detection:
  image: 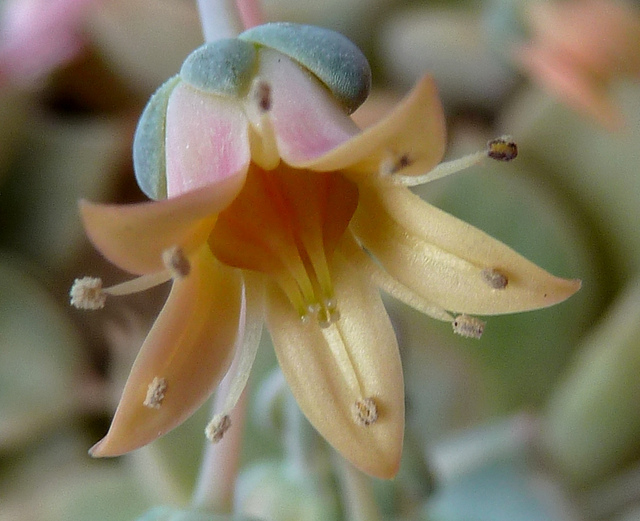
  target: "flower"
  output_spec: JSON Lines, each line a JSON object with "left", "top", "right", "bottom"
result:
{"left": 512, "top": 0, "right": 640, "bottom": 129}
{"left": 72, "top": 23, "right": 580, "bottom": 478}
{"left": 0, "top": 0, "right": 95, "bottom": 86}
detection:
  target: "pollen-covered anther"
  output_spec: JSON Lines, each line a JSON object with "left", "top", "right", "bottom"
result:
{"left": 69, "top": 276, "right": 107, "bottom": 310}
{"left": 205, "top": 414, "right": 232, "bottom": 443}
{"left": 352, "top": 397, "right": 378, "bottom": 426}
{"left": 452, "top": 314, "right": 486, "bottom": 339}
{"left": 143, "top": 376, "right": 168, "bottom": 409}
{"left": 379, "top": 152, "right": 413, "bottom": 176}
{"left": 487, "top": 136, "right": 518, "bottom": 162}
{"left": 162, "top": 246, "right": 191, "bottom": 278}
{"left": 251, "top": 78, "right": 272, "bottom": 113}
{"left": 480, "top": 268, "right": 509, "bottom": 289}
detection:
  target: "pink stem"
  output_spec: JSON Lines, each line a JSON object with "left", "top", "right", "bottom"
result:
{"left": 235, "top": 0, "right": 265, "bottom": 29}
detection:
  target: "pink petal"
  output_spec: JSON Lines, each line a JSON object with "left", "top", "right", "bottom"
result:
{"left": 165, "top": 83, "right": 251, "bottom": 197}
{"left": 0, "top": 0, "right": 93, "bottom": 84}
{"left": 80, "top": 173, "right": 246, "bottom": 275}
{"left": 295, "top": 75, "right": 447, "bottom": 180}
{"left": 90, "top": 246, "right": 243, "bottom": 457}
{"left": 255, "top": 48, "right": 360, "bottom": 166}
{"left": 266, "top": 256, "right": 405, "bottom": 479}
{"left": 514, "top": 44, "right": 623, "bottom": 130}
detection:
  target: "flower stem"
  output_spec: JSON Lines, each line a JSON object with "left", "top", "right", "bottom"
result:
{"left": 191, "top": 387, "right": 249, "bottom": 512}
{"left": 196, "top": 0, "right": 244, "bottom": 42}
{"left": 283, "top": 391, "right": 316, "bottom": 475}
{"left": 334, "top": 456, "right": 383, "bottom": 521}
{"left": 196, "top": 0, "right": 264, "bottom": 42}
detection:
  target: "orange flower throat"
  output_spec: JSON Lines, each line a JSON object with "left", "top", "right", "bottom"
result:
{"left": 210, "top": 164, "right": 359, "bottom": 326}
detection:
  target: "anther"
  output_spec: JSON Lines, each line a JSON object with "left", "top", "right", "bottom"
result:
{"left": 379, "top": 152, "right": 413, "bottom": 176}
{"left": 487, "top": 136, "right": 518, "bottom": 162}
{"left": 353, "top": 397, "right": 378, "bottom": 426}
{"left": 205, "top": 414, "right": 232, "bottom": 443}
{"left": 69, "top": 277, "right": 107, "bottom": 310}
{"left": 480, "top": 268, "right": 509, "bottom": 289}
{"left": 452, "top": 315, "right": 486, "bottom": 339}
{"left": 252, "top": 79, "right": 272, "bottom": 113}
{"left": 162, "top": 246, "right": 190, "bottom": 278}
{"left": 143, "top": 377, "right": 168, "bottom": 409}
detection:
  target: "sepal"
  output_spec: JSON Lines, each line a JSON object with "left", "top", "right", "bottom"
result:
{"left": 180, "top": 39, "right": 257, "bottom": 97}
{"left": 133, "top": 75, "right": 180, "bottom": 200}
{"left": 240, "top": 23, "right": 371, "bottom": 113}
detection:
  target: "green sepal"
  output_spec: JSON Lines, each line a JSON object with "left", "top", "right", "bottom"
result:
{"left": 180, "top": 38, "right": 257, "bottom": 96}
{"left": 133, "top": 75, "right": 180, "bottom": 200}
{"left": 239, "top": 23, "right": 371, "bottom": 114}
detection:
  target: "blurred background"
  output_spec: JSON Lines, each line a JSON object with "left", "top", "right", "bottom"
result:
{"left": 1, "top": 0, "right": 639, "bottom": 520}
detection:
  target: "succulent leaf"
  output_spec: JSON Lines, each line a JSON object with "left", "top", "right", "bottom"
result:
{"left": 239, "top": 23, "right": 371, "bottom": 113}
{"left": 133, "top": 76, "right": 180, "bottom": 200}
{"left": 180, "top": 38, "right": 257, "bottom": 96}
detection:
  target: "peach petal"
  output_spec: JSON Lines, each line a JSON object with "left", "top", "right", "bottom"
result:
{"left": 165, "top": 83, "right": 251, "bottom": 197}
{"left": 266, "top": 257, "right": 404, "bottom": 479}
{"left": 351, "top": 185, "right": 581, "bottom": 315}
{"left": 90, "top": 247, "right": 242, "bottom": 457}
{"left": 296, "top": 75, "right": 446, "bottom": 180}
{"left": 80, "top": 173, "right": 246, "bottom": 275}
{"left": 514, "top": 44, "right": 623, "bottom": 130}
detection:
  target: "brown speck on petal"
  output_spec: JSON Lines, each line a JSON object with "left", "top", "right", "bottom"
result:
{"left": 162, "top": 246, "right": 191, "bottom": 278}
{"left": 143, "top": 377, "right": 168, "bottom": 409}
{"left": 353, "top": 397, "right": 378, "bottom": 426}
{"left": 487, "top": 137, "right": 518, "bottom": 161}
{"left": 379, "top": 152, "right": 413, "bottom": 176}
{"left": 205, "top": 414, "right": 231, "bottom": 443}
{"left": 480, "top": 268, "right": 509, "bottom": 289}
{"left": 452, "top": 315, "right": 486, "bottom": 339}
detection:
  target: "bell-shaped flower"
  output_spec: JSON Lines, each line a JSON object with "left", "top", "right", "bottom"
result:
{"left": 512, "top": 0, "right": 640, "bottom": 129}
{"left": 71, "top": 23, "right": 580, "bottom": 479}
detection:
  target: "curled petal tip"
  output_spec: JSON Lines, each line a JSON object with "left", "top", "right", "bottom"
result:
{"left": 88, "top": 438, "right": 106, "bottom": 458}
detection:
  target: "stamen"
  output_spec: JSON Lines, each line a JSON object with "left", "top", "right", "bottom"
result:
{"left": 480, "top": 268, "right": 509, "bottom": 289}
{"left": 205, "top": 414, "right": 231, "bottom": 443}
{"left": 101, "top": 270, "right": 173, "bottom": 296}
{"left": 251, "top": 78, "right": 272, "bottom": 113}
{"left": 143, "top": 377, "right": 168, "bottom": 409}
{"left": 353, "top": 397, "right": 378, "bottom": 426}
{"left": 390, "top": 150, "right": 486, "bottom": 187}
{"left": 452, "top": 315, "right": 486, "bottom": 339}
{"left": 379, "top": 152, "right": 413, "bottom": 176}
{"left": 487, "top": 136, "right": 518, "bottom": 162}
{"left": 70, "top": 277, "right": 107, "bottom": 310}
{"left": 246, "top": 79, "right": 279, "bottom": 169}
{"left": 162, "top": 245, "right": 191, "bottom": 278}
{"left": 389, "top": 136, "right": 518, "bottom": 187}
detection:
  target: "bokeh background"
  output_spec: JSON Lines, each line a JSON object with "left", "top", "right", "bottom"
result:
{"left": 1, "top": 1, "right": 639, "bottom": 520}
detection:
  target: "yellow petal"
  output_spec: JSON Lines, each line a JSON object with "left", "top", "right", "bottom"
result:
{"left": 80, "top": 174, "right": 246, "bottom": 275}
{"left": 266, "top": 256, "right": 404, "bottom": 479}
{"left": 352, "top": 185, "right": 580, "bottom": 315}
{"left": 90, "top": 247, "right": 242, "bottom": 457}
{"left": 339, "top": 229, "right": 453, "bottom": 322}
{"left": 297, "top": 75, "right": 446, "bottom": 180}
